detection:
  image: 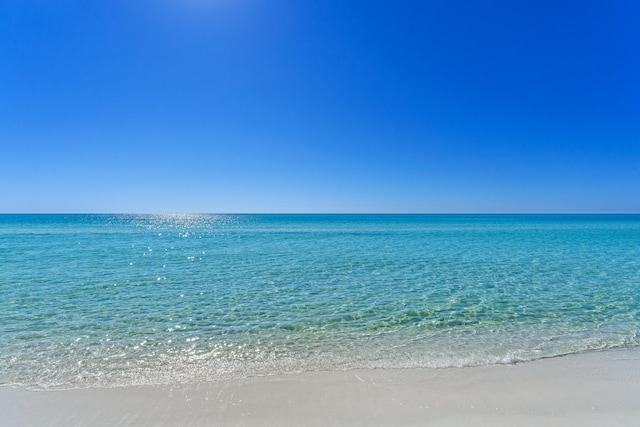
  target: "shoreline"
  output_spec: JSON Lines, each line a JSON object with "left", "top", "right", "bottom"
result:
{"left": 2, "top": 348, "right": 639, "bottom": 426}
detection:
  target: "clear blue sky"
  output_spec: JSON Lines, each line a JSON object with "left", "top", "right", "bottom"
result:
{"left": 1, "top": 0, "right": 639, "bottom": 213}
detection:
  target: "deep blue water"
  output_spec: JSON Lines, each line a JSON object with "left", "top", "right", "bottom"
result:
{"left": 1, "top": 214, "right": 639, "bottom": 389}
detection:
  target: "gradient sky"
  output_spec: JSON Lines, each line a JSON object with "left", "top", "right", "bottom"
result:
{"left": 1, "top": 0, "right": 639, "bottom": 213}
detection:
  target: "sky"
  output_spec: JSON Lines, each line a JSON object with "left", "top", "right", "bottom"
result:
{"left": 1, "top": 0, "right": 639, "bottom": 213}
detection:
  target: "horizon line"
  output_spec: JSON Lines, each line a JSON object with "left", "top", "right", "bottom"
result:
{"left": 1, "top": 212, "right": 639, "bottom": 216}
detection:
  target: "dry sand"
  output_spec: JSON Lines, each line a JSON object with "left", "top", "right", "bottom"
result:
{"left": 2, "top": 348, "right": 639, "bottom": 426}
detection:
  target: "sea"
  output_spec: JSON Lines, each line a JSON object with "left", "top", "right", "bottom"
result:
{"left": 1, "top": 214, "right": 639, "bottom": 390}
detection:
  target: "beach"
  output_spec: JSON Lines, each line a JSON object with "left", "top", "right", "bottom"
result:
{"left": 2, "top": 348, "right": 639, "bottom": 426}
{"left": 2, "top": 215, "right": 639, "bottom": 425}
{"left": 4, "top": 0, "right": 639, "bottom": 422}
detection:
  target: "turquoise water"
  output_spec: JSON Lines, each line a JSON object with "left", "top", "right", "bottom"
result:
{"left": 1, "top": 214, "right": 639, "bottom": 389}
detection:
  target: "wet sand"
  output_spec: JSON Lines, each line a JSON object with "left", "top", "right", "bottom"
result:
{"left": 2, "top": 348, "right": 639, "bottom": 426}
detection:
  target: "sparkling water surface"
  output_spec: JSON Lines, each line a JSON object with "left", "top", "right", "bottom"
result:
{"left": 1, "top": 214, "right": 639, "bottom": 389}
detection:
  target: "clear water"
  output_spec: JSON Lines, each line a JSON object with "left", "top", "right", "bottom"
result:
{"left": 1, "top": 214, "right": 639, "bottom": 389}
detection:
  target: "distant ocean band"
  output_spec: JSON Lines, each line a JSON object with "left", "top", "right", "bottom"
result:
{"left": 1, "top": 214, "right": 639, "bottom": 389}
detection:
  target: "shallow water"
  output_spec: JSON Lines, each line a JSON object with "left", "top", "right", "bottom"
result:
{"left": 1, "top": 214, "right": 639, "bottom": 388}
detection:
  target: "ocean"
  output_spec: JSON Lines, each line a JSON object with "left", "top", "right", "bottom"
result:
{"left": 1, "top": 214, "right": 639, "bottom": 389}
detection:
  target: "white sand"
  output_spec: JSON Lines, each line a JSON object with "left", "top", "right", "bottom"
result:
{"left": 2, "top": 348, "right": 639, "bottom": 426}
